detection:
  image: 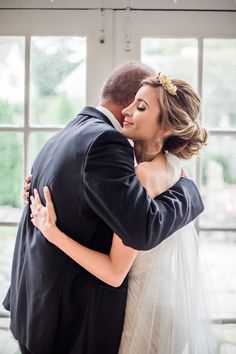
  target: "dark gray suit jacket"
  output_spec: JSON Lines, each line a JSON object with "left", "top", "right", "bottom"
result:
{"left": 3, "top": 106, "right": 204, "bottom": 354}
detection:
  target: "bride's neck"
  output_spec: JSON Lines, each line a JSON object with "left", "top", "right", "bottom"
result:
{"left": 134, "top": 141, "right": 163, "bottom": 163}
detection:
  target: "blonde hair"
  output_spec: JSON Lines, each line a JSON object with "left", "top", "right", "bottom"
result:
{"left": 141, "top": 77, "right": 208, "bottom": 160}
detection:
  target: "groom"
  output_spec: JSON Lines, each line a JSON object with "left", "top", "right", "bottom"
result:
{"left": 3, "top": 62, "right": 204, "bottom": 354}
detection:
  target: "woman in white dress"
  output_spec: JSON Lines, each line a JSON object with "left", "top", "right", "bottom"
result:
{"left": 30, "top": 74, "right": 215, "bottom": 353}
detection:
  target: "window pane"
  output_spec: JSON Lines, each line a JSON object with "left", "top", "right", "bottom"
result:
{"left": 0, "top": 37, "right": 24, "bottom": 126}
{"left": 200, "top": 231, "right": 236, "bottom": 319}
{"left": 181, "top": 155, "right": 197, "bottom": 181}
{"left": 0, "top": 133, "right": 23, "bottom": 223}
{"left": 0, "top": 226, "right": 19, "bottom": 354}
{"left": 200, "top": 135, "right": 236, "bottom": 228}
{"left": 201, "top": 232, "right": 236, "bottom": 353}
{"left": 29, "top": 131, "right": 58, "bottom": 166}
{"left": 30, "top": 37, "right": 86, "bottom": 126}
{"left": 203, "top": 39, "right": 236, "bottom": 129}
{"left": 141, "top": 38, "right": 198, "bottom": 88}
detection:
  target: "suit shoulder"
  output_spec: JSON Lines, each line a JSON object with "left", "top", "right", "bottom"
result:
{"left": 84, "top": 128, "right": 134, "bottom": 167}
{"left": 91, "top": 128, "right": 133, "bottom": 152}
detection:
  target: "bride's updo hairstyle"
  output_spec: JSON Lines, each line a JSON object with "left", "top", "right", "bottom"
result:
{"left": 141, "top": 74, "right": 208, "bottom": 159}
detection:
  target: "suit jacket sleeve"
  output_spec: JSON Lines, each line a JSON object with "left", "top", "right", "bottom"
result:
{"left": 83, "top": 129, "right": 204, "bottom": 250}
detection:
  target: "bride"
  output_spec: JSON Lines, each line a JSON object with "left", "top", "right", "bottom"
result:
{"left": 30, "top": 74, "right": 216, "bottom": 353}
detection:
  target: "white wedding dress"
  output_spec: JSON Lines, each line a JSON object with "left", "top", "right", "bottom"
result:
{"left": 118, "top": 153, "right": 217, "bottom": 354}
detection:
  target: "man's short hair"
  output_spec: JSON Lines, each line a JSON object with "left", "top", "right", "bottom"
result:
{"left": 100, "top": 62, "right": 155, "bottom": 107}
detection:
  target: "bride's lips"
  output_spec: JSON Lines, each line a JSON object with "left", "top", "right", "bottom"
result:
{"left": 123, "top": 120, "right": 133, "bottom": 127}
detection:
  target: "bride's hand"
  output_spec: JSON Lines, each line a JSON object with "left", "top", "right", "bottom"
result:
{"left": 30, "top": 187, "right": 57, "bottom": 242}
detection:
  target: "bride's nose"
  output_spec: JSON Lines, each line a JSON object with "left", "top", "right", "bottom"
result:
{"left": 122, "top": 103, "right": 132, "bottom": 117}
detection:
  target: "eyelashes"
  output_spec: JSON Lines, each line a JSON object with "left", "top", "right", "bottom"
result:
{"left": 137, "top": 106, "right": 146, "bottom": 111}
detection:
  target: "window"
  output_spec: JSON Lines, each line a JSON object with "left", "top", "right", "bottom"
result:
{"left": 141, "top": 38, "right": 198, "bottom": 88}
{"left": 0, "top": 36, "right": 86, "bottom": 224}
{"left": 30, "top": 37, "right": 86, "bottom": 127}
{"left": 0, "top": 35, "right": 87, "bottom": 353}
{"left": 0, "top": 37, "right": 25, "bottom": 223}
{"left": 141, "top": 37, "right": 198, "bottom": 179}
{"left": 0, "top": 9, "right": 113, "bottom": 351}
{"left": 201, "top": 39, "right": 236, "bottom": 322}
{"left": 0, "top": 4, "right": 236, "bottom": 353}
{"left": 140, "top": 36, "right": 236, "bottom": 324}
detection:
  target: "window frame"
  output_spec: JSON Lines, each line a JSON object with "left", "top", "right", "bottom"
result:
{"left": 0, "top": 9, "right": 114, "bottom": 228}
{"left": 0, "top": 9, "right": 236, "bottom": 230}
{"left": 114, "top": 9, "right": 236, "bottom": 234}
{"left": 0, "top": 2, "right": 236, "bottom": 327}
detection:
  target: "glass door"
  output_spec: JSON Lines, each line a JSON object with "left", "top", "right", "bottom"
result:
{"left": 114, "top": 8, "right": 236, "bottom": 333}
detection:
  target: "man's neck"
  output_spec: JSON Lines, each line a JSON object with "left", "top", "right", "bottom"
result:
{"left": 100, "top": 102, "right": 124, "bottom": 126}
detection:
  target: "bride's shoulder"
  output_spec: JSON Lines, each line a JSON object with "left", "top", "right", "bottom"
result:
{"left": 135, "top": 162, "right": 155, "bottom": 188}
{"left": 135, "top": 162, "right": 151, "bottom": 182}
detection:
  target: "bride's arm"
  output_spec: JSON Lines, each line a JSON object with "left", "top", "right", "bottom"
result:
{"left": 30, "top": 187, "right": 138, "bottom": 288}
{"left": 30, "top": 165, "right": 160, "bottom": 287}
{"left": 30, "top": 166, "right": 153, "bottom": 287}
{"left": 47, "top": 229, "right": 136, "bottom": 288}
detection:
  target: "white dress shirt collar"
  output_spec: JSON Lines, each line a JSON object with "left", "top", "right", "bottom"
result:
{"left": 96, "top": 106, "right": 122, "bottom": 132}
{"left": 96, "top": 105, "right": 137, "bottom": 165}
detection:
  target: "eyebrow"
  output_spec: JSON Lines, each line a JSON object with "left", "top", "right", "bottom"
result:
{"left": 137, "top": 98, "right": 149, "bottom": 107}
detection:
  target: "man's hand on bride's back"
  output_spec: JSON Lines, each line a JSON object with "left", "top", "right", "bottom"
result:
{"left": 24, "top": 175, "right": 31, "bottom": 205}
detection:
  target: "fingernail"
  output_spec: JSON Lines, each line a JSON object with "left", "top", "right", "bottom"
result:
{"left": 44, "top": 186, "right": 49, "bottom": 192}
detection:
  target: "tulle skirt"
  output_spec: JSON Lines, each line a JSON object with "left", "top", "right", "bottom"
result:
{"left": 119, "top": 223, "right": 219, "bottom": 354}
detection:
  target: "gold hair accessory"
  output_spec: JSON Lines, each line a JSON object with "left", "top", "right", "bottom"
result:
{"left": 156, "top": 73, "right": 177, "bottom": 96}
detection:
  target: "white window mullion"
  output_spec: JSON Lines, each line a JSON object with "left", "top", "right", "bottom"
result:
{"left": 195, "top": 37, "right": 204, "bottom": 232}
{"left": 24, "top": 36, "right": 30, "bottom": 176}
{"left": 197, "top": 37, "right": 203, "bottom": 102}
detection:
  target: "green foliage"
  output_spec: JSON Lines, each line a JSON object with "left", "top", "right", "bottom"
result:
{"left": 1, "top": 39, "right": 84, "bottom": 211}
{"left": 214, "top": 155, "right": 236, "bottom": 184}
{"left": 31, "top": 94, "right": 77, "bottom": 125}
{"left": 57, "top": 93, "right": 76, "bottom": 123}
{"left": 202, "top": 154, "right": 236, "bottom": 186}
{"left": 0, "top": 101, "right": 23, "bottom": 208}
{"left": 203, "top": 40, "right": 236, "bottom": 128}
{"left": 0, "top": 100, "right": 14, "bottom": 123}
{"left": 0, "top": 99, "right": 22, "bottom": 125}
{"left": 31, "top": 46, "right": 78, "bottom": 97}
{"left": 1, "top": 38, "right": 235, "bottom": 212}
{"left": 0, "top": 133, "right": 23, "bottom": 207}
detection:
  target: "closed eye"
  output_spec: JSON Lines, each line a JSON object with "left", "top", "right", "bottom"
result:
{"left": 137, "top": 106, "right": 146, "bottom": 111}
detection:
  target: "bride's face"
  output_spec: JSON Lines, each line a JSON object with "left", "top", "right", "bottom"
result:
{"left": 121, "top": 85, "right": 165, "bottom": 143}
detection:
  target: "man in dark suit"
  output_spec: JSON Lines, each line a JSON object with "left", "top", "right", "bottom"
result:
{"left": 3, "top": 62, "right": 204, "bottom": 354}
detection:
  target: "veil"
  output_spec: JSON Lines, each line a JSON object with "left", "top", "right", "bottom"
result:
{"left": 125, "top": 224, "right": 221, "bottom": 354}
{"left": 122, "top": 153, "right": 223, "bottom": 354}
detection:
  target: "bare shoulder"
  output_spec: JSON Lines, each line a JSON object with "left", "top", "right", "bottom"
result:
{"left": 135, "top": 162, "right": 151, "bottom": 186}
{"left": 135, "top": 156, "right": 171, "bottom": 198}
{"left": 135, "top": 158, "right": 165, "bottom": 180}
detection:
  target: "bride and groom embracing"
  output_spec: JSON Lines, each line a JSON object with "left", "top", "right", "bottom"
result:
{"left": 3, "top": 62, "right": 214, "bottom": 354}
